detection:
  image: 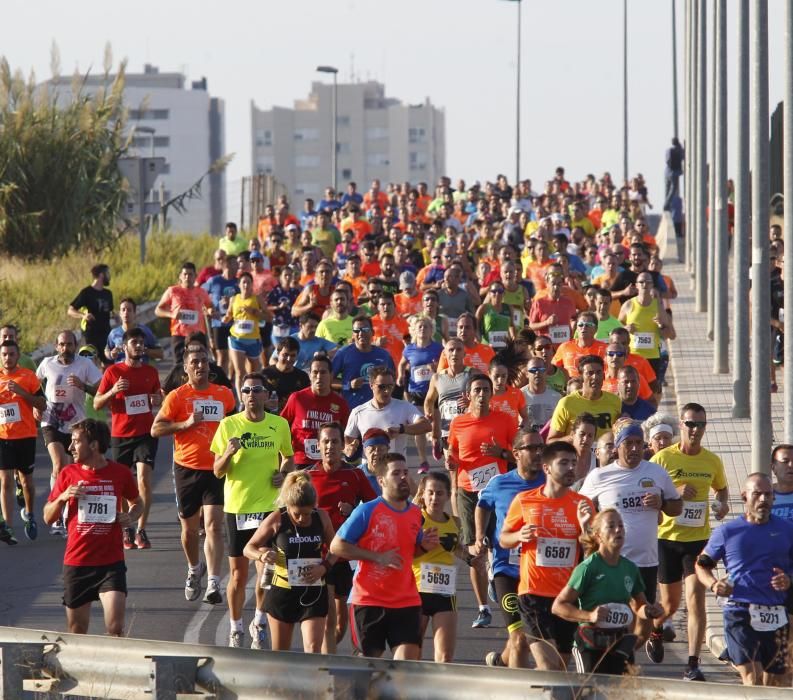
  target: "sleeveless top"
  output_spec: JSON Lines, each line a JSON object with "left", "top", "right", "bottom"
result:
{"left": 271, "top": 508, "right": 325, "bottom": 590}
{"left": 625, "top": 297, "right": 661, "bottom": 359}
{"left": 437, "top": 368, "right": 471, "bottom": 437}
{"left": 412, "top": 509, "right": 460, "bottom": 596}
{"left": 481, "top": 304, "right": 512, "bottom": 348}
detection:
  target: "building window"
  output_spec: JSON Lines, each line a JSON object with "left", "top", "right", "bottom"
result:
{"left": 409, "top": 151, "right": 427, "bottom": 170}
{"left": 129, "top": 108, "right": 170, "bottom": 120}
{"left": 294, "top": 128, "right": 319, "bottom": 141}
{"left": 295, "top": 183, "right": 319, "bottom": 195}
{"left": 342, "top": 168, "right": 352, "bottom": 179}
{"left": 409, "top": 127, "right": 426, "bottom": 144}
{"left": 131, "top": 135, "right": 169, "bottom": 149}
{"left": 295, "top": 155, "right": 321, "bottom": 168}
{"left": 256, "top": 129, "right": 272, "bottom": 147}
{"left": 337, "top": 115, "right": 350, "bottom": 127}
{"left": 256, "top": 157, "right": 274, "bottom": 174}
{"left": 336, "top": 142, "right": 351, "bottom": 154}
{"left": 153, "top": 136, "right": 170, "bottom": 148}
{"left": 160, "top": 163, "right": 171, "bottom": 175}
{"left": 366, "top": 127, "right": 388, "bottom": 140}
{"left": 366, "top": 153, "right": 390, "bottom": 166}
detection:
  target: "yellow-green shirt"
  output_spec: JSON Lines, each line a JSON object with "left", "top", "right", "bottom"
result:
{"left": 229, "top": 294, "right": 262, "bottom": 340}
{"left": 550, "top": 390, "right": 622, "bottom": 439}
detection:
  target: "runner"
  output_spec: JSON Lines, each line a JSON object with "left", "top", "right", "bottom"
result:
{"left": 284, "top": 314, "right": 337, "bottom": 371}
{"left": 263, "top": 338, "right": 310, "bottom": 412}
{"left": 436, "top": 314, "right": 495, "bottom": 373}
{"left": 225, "top": 271, "right": 269, "bottom": 399}
{"left": 316, "top": 288, "right": 354, "bottom": 346}
{"left": 551, "top": 311, "right": 606, "bottom": 378}
{"left": 211, "top": 372, "right": 294, "bottom": 649}
{"left": 476, "top": 429, "right": 546, "bottom": 668}
{"left": 203, "top": 254, "right": 240, "bottom": 377}
{"left": 330, "top": 452, "right": 439, "bottom": 659}
{"left": 67, "top": 264, "right": 114, "bottom": 364}
{"left": 36, "top": 330, "right": 102, "bottom": 539}
{"left": 151, "top": 345, "right": 235, "bottom": 604}
{"left": 528, "top": 266, "right": 577, "bottom": 347}
{"left": 94, "top": 329, "right": 162, "bottom": 550}
{"left": 501, "top": 441, "right": 594, "bottom": 670}
{"left": 0, "top": 340, "right": 46, "bottom": 543}
{"left": 552, "top": 509, "right": 663, "bottom": 675}
{"left": 104, "top": 298, "right": 162, "bottom": 363}
{"left": 521, "top": 357, "right": 562, "bottom": 430}
{"left": 43, "top": 419, "right": 142, "bottom": 635}
{"left": 696, "top": 473, "right": 793, "bottom": 686}
{"left": 488, "top": 354, "right": 529, "bottom": 429}
{"left": 162, "top": 333, "right": 233, "bottom": 395}
{"left": 447, "top": 373, "right": 519, "bottom": 629}
{"left": 649, "top": 403, "right": 730, "bottom": 678}
{"left": 371, "top": 293, "right": 410, "bottom": 371}
{"left": 242, "top": 472, "right": 336, "bottom": 653}
{"left": 475, "top": 281, "right": 513, "bottom": 348}
{"left": 771, "top": 443, "right": 793, "bottom": 521}
{"left": 531, "top": 335, "right": 568, "bottom": 394}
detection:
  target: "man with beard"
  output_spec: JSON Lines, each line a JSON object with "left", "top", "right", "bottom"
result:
{"left": 68, "top": 264, "right": 114, "bottom": 364}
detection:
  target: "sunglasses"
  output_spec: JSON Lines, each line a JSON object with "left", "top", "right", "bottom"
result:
{"left": 516, "top": 444, "right": 544, "bottom": 451}
{"left": 606, "top": 351, "right": 626, "bottom": 358}
{"left": 375, "top": 384, "right": 394, "bottom": 390}
{"left": 577, "top": 322, "right": 596, "bottom": 328}
{"left": 352, "top": 328, "right": 372, "bottom": 334}
{"left": 527, "top": 367, "right": 546, "bottom": 374}
{"left": 240, "top": 385, "right": 266, "bottom": 395}
{"left": 682, "top": 420, "right": 707, "bottom": 429}
{"left": 490, "top": 288, "right": 505, "bottom": 294}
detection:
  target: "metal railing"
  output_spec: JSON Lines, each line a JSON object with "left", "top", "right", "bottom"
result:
{"left": 1, "top": 626, "right": 789, "bottom": 699}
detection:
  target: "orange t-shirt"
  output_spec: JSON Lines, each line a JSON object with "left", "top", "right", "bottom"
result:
{"left": 163, "top": 285, "right": 212, "bottom": 337}
{"left": 372, "top": 315, "right": 409, "bottom": 367}
{"left": 448, "top": 411, "right": 518, "bottom": 491}
{"left": 343, "top": 274, "right": 367, "bottom": 303}
{"left": 341, "top": 218, "right": 372, "bottom": 243}
{"left": 503, "top": 487, "right": 593, "bottom": 597}
{"left": 0, "top": 368, "right": 41, "bottom": 439}
{"left": 395, "top": 291, "right": 422, "bottom": 318}
{"left": 489, "top": 386, "right": 526, "bottom": 427}
{"left": 525, "top": 260, "right": 554, "bottom": 292}
{"left": 437, "top": 342, "right": 495, "bottom": 373}
{"left": 159, "top": 383, "right": 236, "bottom": 470}
{"left": 602, "top": 372, "right": 654, "bottom": 401}
{"left": 626, "top": 352, "right": 656, "bottom": 384}
{"left": 552, "top": 340, "right": 607, "bottom": 378}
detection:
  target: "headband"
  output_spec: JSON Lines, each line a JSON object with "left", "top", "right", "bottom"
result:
{"left": 649, "top": 424, "right": 673, "bottom": 440}
{"left": 614, "top": 423, "right": 644, "bottom": 449}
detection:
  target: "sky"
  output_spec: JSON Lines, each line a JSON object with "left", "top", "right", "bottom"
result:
{"left": 1, "top": 0, "right": 788, "bottom": 229}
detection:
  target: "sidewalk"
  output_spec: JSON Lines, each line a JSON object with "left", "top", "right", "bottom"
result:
{"left": 663, "top": 238, "right": 785, "bottom": 659}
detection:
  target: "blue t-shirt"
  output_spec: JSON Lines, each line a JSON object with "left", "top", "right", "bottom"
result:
{"left": 203, "top": 274, "right": 240, "bottom": 328}
{"left": 771, "top": 491, "right": 793, "bottom": 521}
{"left": 105, "top": 324, "right": 159, "bottom": 363}
{"left": 270, "top": 333, "right": 336, "bottom": 370}
{"left": 318, "top": 198, "right": 341, "bottom": 214}
{"left": 402, "top": 342, "right": 443, "bottom": 395}
{"left": 340, "top": 192, "right": 363, "bottom": 207}
{"left": 477, "top": 469, "right": 546, "bottom": 578}
{"left": 621, "top": 398, "right": 656, "bottom": 421}
{"left": 331, "top": 344, "right": 394, "bottom": 409}
{"left": 703, "top": 514, "right": 793, "bottom": 606}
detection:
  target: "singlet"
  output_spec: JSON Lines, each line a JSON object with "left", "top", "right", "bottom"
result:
{"left": 545, "top": 366, "right": 568, "bottom": 394}
{"left": 403, "top": 342, "right": 442, "bottom": 395}
{"left": 481, "top": 304, "right": 512, "bottom": 348}
{"left": 436, "top": 368, "right": 470, "bottom": 437}
{"left": 271, "top": 508, "right": 326, "bottom": 590}
{"left": 625, "top": 297, "right": 661, "bottom": 359}
{"left": 503, "top": 287, "right": 527, "bottom": 329}
{"left": 229, "top": 294, "right": 262, "bottom": 340}
{"left": 412, "top": 510, "right": 460, "bottom": 596}
{"left": 771, "top": 490, "right": 793, "bottom": 521}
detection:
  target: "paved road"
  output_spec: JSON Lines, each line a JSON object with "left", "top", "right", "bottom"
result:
{"left": 0, "top": 430, "right": 740, "bottom": 684}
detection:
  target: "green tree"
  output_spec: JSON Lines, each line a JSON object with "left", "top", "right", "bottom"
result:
{"left": 0, "top": 50, "right": 129, "bottom": 259}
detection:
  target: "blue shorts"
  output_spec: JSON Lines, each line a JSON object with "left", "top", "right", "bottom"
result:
{"left": 723, "top": 605, "right": 789, "bottom": 675}
{"left": 229, "top": 336, "right": 262, "bottom": 359}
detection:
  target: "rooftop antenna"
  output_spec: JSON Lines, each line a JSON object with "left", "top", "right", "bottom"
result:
{"left": 349, "top": 52, "right": 356, "bottom": 83}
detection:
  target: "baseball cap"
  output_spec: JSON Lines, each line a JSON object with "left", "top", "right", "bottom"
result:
{"left": 250, "top": 251, "right": 264, "bottom": 261}
{"left": 285, "top": 223, "right": 299, "bottom": 232}
{"left": 399, "top": 271, "right": 416, "bottom": 290}
{"left": 78, "top": 344, "right": 98, "bottom": 358}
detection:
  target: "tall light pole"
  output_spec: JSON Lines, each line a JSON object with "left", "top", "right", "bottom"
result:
{"left": 623, "top": 0, "right": 629, "bottom": 181}
{"left": 499, "top": 0, "right": 522, "bottom": 184}
{"left": 316, "top": 65, "right": 338, "bottom": 192}
{"left": 671, "top": 0, "right": 679, "bottom": 138}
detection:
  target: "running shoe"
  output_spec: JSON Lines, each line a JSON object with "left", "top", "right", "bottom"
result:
{"left": 645, "top": 630, "right": 665, "bottom": 663}
{"left": 485, "top": 651, "right": 506, "bottom": 667}
{"left": 683, "top": 665, "right": 706, "bottom": 682}
{"left": 134, "top": 529, "right": 151, "bottom": 549}
{"left": 248, "top": 620, "right": 269, "bottom": 650}
{"left": 203, "top": 579, "right": 222, "bottom": 605}
{"left": 123, "top": 528, "right": 136, "bottom": 550}
{"left": 15, "top": 476, "right": 24, "bottom": 509}
{"left": 184, "top": 562, "right": 206, "bottom": 601}
{"left": 20, "top": 510, "right": 37, "bottom": 541}
{"left": 661, "top": 620, "right": 677, "bottom": 642}
{"left": 471, "top": 609, "right": 492, "bottom": 629}
{"left": 0, "top": 524, "right": 17, "bottom": 546}
{"left": 417, "top": 462, "right": 430, "bottom": 475}
{"left": 229, "top": 630, "right": 244, "bottom": 648}
{"left": 50, "top": 519, "right": 67, "bottom": 538}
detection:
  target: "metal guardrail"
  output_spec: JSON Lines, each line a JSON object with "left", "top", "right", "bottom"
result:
{"left": 0, "top": 626, "right": 789, "bottom": 700}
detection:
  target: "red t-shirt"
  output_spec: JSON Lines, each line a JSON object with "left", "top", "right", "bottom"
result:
{"left": 447, "top": 410, "right": 518, "bottom": 491}
{"left": 97, "top": 363, "right": 161, "bottom": 437}
{"left": 49, "top": 460, "right": 138, "bottom": 566}
{"left": 307, "top": 463, "right": 377, "bottom": 531}
{"left": 528, "top": 296, "right": 577, "bottom": 346}
{"left": 280, "top": 388, "right": 350, "bottom": 465}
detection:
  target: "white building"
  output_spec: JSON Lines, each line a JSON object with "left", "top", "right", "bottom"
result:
{"left": 251, "top": 80, "right": 445, "bottom": 206}
{"left": 48, "top": 64, "right": 225, "bottom": 234}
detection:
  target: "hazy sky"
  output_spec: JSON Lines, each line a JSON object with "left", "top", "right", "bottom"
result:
{"left": 1, "top": 0, "right": 787, "bottom": 226}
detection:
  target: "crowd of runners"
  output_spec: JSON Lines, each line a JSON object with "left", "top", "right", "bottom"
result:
{"left": 1, "top": 169, "right": 792, "bottom": 687}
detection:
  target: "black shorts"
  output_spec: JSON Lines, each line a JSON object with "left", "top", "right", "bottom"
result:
{"left": 406, "top": 391, "right": 427, "bottom": 407}
{"left": 456, "top": 488, "right": 478, "bottom": 545}
{"left": 212, "top": 325, "right": 231, "bottom": 351}
{"left": 174, "top": 464, "right": 224, "bottom": 519}
{"left": 326, "top": 560, "right": 354, "bottom": 598}
{"left": 260, "top": 322, "right": 273, "bottom": 344}
{"left": 265, "top": 583, "right": 329, "bottom": 624}
{"left": 494, "top": 573, "right": 523, "bottom": 633}
{"left": 572, "top": 627, "right": 635, "bottom": 676}
{"left": 225, "top": 512, "right": 270, "bottom": 558}
{"left": 420, "top": 592, "right": 456, "bottom": 617}
{"left": 638, "top": 565, "right": 658, "bottom": 604}
{"left": 0, "top": 437, "right": 36, "bottom": 473}
{"left": 350, "top": 604, "right": 422, "bottom": 656}
{"left": 658, "top": 539, "right": 707, "bottom": 584}
{"left": 111, "top": 435, "right": 158, "bottom": 469}
{"left": 518, "top": 593, "right": 577, "bottom": 654}
{"left": 42, "top": 426, "right": 72, "bottom": 451}
{"left": 63, "top": 561, "right": 127, "bottom": 609}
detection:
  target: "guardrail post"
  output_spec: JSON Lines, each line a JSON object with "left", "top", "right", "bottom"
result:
{"left": 322, "top": 666, "right": 378, "bottom": 699}
{"left": 146, "top": 655, "right": 215, "bottom": 699}
{"left": 0, "top": 642, "right": 53, "bottom": 700}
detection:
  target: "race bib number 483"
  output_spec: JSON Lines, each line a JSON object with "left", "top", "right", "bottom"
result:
{"left": 124, "top": 394, "right": 149, "bottom": 415}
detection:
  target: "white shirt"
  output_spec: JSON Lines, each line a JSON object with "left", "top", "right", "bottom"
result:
{"left": 35, "top": 355, "right": 103, "bottom": 431}
{"left": 345, "top": 398, "right": 423, "bottom": 456}
{"left": 521, "top": 385, "right": 562, "bottom": 429}
{"left": 579, "top": 460, "right": 679, "bottom": 567}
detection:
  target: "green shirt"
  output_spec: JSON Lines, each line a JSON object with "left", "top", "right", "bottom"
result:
{"left": 567, "top": 552, "right": 644, "bottom": 619}
{"left": 218, "top": 236, "right": 249, "bottom": 256}
{"left": 316, "top": 315, "right": 354, "bottom": 346}
{"left": 210, "top": 411, "right": 294, "bottom": 514}
{"left": 311, "top": 228, "right": 341, "bottom": 259}
{"left": 19, "top": 354, "right": 36, "bottom": 372}
{"left": 595, "top": 316, "right": 624, "bottom": 340}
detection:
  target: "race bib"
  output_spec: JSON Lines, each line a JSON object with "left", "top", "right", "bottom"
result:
{"left": 179, "top": 309, "right": 200, "bottom": 326}
{"left": 412, "top": 364, "right": 434, "bottom": 384}
{"left": 304, "top": 438, "right": 320, "bottom": 459}
{"left": 234, "top": 319, "right": 255, "bottom": 335}
{"left": 549, "top": 325, "right": 570, "bottom": 344}
{"left": 52, "top": 384, "right": 75, "bottom": 404}
{"left": 273, "top": 324, "right": 291, "bottom": 339}
{"left": 0, "top": 402, "right": 21, "bottom": 424}
{"left": 632, "top": 332, "right": 655, "bottom": 349}
{"left": 193, "top": 399, "right": 223, "bottom": 421}
{"left": 124, "top": 394, "right": 149, "bottom": 415}
{"left": 535, "top": 537, "right": 577, "bottom": 568}
{"left": 512, "top": 308, "right": 523, "bottom": 328}
{"left": 440, "top": 401, "right": 464, "bottom": 421}
{"left": 597, "top": 603, "right": 634, "bottom": 629}
{"left": 77, "top": 495, "right": 117, "bottom": 524}
{"left": 749, "top": 604, "right": 787, "bottom": 632}
{"left": 617, "top": 489, "right": 649, "bottom": 513}
{"left": 508, "top": 547, "right": 521, "bottom": 566}
{"left": 235, "top": 512, "right": 267, "bottom": 531}
{"left": 489, "top": 331, "right": 509, "bottom": 348}
{"left": 287, "top": 557, "right": 323, "bottom": 587}
{"left": 419, "top": 563, "right": 456, "bottom": 595}
{"left": 447, "top": 317, "right": 459, "bottom": 333}
{"left": 677, "top": 500, "right": 706, "bottom": 527}
{"left": 468, "top": 463, "right": 498, "bottom": 492}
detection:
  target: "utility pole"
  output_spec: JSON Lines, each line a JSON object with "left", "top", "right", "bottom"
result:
{"left": 713, "top": 0, "right": 728, "bottom": 373}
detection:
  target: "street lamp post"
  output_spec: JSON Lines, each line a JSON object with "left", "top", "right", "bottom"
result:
{"left": 316, "top": 66, "right": 338, "bottom": 192}
{"left": 499, "top": 0, "right": 522, "bottom": 185}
